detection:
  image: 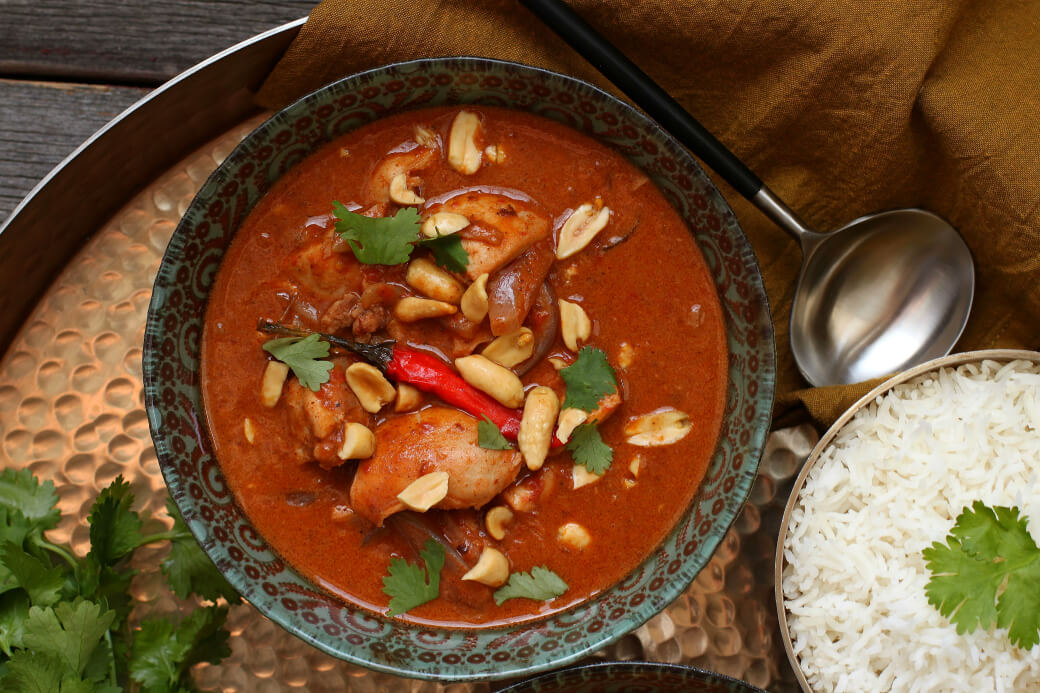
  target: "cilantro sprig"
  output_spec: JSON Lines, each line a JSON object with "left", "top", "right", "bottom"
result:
{"left": 566, "top": 423, "right": 613, "bottom": 475}
{"left": 382, "top": 540, "right": 446, "bottom": 617}
{"left": 560, "top": 347, "right": 617, "bottom": 412}
{"left": 262, "top": 333, "right": 334, "bottom": 392}
{"left": 923, "top": 501, "right": 1040, "bottom": 649}
{"left": 0, "top": 471, "right": 240, "bottom": 691}
{"left": 494, "top": 566, "right": 568, "bottom": 606}
{"left": 418, "top": 234, "right": 469, "bottom": 273}
{"left": 477, "top": 417, "right": 513, "bottom": 451}
{"left": 333, "top": 203, "right": 469, "bottom": 272}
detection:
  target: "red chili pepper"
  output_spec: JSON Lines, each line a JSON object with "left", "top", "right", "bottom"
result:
{"left": 385, "top": 347, "right": 525, "bottom": 439}
{"left": 258, "top": 320, "right": 563, "bottom": 446}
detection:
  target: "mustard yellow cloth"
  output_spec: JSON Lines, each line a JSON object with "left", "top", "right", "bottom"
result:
{"left": 256, "top": 0, "right": 1040, "bottom": 428}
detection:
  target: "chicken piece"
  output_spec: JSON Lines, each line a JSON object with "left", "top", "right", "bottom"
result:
{"left": 366, "top": 143, "right": 439, "bottom": 203}
{"left": 501, "top": 467, "right": 557, "bottom": 513}
{"left": 588, "top": 391, "right": 622, "bottom": 424}
{"left": 284, "top": 236, "right": 364, "bottom": 302}
{"left": 350, "top": 407, "right": 523, "bottom": 525}
{"left": 428, "top": 191, "right": 551, "bottom": 281}
{"left": 319, "top": 293, "right": 360, "bottom": 333}
{"left": 283, "top": 363, "right": 370, "bottom": 468}
{"left": 318, "top": 292, "right": 389, "bottom": 340}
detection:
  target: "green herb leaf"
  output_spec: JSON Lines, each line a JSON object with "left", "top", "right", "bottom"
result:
{"left": 493, "top": 566, "right": 568, "bottom": 606}
{"left": 419, "top": 234, "right": 470, "bottom": 273}
{"left": 0, "top": 469, "right": 60, "bottom": 537}
{"left": 477, "top": 417, "right": 513, "bottom": 451}
{"left": 0, "top": 508, "right": 33, "bottom": 549}
{"left": 923, "top": 501, "right": 1040, "bottom": 649}
{"left": 22, "top": 599, "right": 115, "bottom": 679}
{"left": 334, "top": 203, "right": 422, "bottom": 265}
{"left": 262, "top": 333, "right": 334, "bottom": 392}
{"left": 0, "top": 543, "right": 65, "bottom": 607}
{"left": 76, "top": 555, "right": 135, "bottom": 626}
{"left": 382, "top": 539, "right": 445, "bottom": 617}
{"left": 566, "top": 423, "right": 613, "bottom": 475}
{"left": 162, "top": 500, "right": 240, "bottom": 604}
{"left": 560, "top": 347, "right": 617, "bottom": 412}
{"left": 87, "top": 476, "right": 143, "bottom": 566}
{"left": 0, "top": 590, "right": 30, "bottom": 656}
{"left": 129, "top": 606, "right": 231, "bottom": 690}
{"left": 1, "top": 650, "right": 66, "bottom": 692}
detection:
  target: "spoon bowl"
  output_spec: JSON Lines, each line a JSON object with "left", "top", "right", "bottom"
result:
{"left": 789, "top": 208, "right": 974, "bottom": 385}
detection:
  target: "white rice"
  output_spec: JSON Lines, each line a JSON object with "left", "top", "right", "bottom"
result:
{"left": 783, "top": 359, "right": 1040, "bottom": 692}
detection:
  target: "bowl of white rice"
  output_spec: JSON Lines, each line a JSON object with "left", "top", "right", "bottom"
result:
{"left": 776, "top": 350, "right": 1040, "bottom": 692}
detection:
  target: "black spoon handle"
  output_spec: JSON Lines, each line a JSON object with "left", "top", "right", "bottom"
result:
{"left": 520, "top": 0, "right": 763, "bottom": 200}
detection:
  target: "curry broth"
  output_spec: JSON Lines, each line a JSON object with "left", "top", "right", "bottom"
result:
{"left": 202, "top": 106, "right": 727, "bottom": 626}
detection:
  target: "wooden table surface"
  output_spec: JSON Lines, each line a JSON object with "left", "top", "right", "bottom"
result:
{"left": 0, "top": 0, "right": 317, "bottom": 223}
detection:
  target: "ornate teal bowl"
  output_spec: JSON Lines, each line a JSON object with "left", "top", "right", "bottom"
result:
{"left": 499, "top": 661, "right": 768, "bottom": 692}
{"left": 143, "top": 57, "right": 775, "bottom": 682}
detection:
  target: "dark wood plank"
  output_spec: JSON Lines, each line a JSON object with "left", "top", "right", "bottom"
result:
{"left": 0, "top": 78, "right": 149, "bottom": 222}
{"left": 0, "top": 0, "right": 313, "bottom": 83}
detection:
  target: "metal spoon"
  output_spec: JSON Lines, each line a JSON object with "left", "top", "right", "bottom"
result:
{"left": 521, "top": 0, "right": 975, "bottom": 386}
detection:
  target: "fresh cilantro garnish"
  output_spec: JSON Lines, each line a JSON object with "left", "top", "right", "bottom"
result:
{"left": 162, "top": 499, "right": 239, "bottom": 604}
{"left": 560, "top": 347, "right": 617, "bottom": 412}
{"left": 129, "top": 606, "right": 231, "bottom": 690}
{"left": 0, "top": 473, "right": 240, "bottom": 691}
{"left": 419, "top": 234, "right": 469, "bottom": 273}
{"left": 382, "top": 540, "right": 445, "bottom": 617}
{"left": 22, "top": 600, "right": 115, "bottom": 679}
{"left": 923, "top": 501, "right": 1040, "bottom": 649}
{"left": 477, "top": 417, "right": 513, "bottom": 451}
{"left": 0, "top": 591, "right": 29, "bottom": 655}
{"left": 334, "top": 204, "right": 422, "bottom": 265}
{"left": 493, "top": 566, "right": 568, "bottom": 606}
{"left": 566, "top": 423, "right": 613, "bottom": 475}
{"left": 262, "top": 333, "right": 333, "bottom": 392}
{"left": 0, "top": 469, "right": 60, "bottom": 538}
{"left": 333, "top": 203, "right": 471, "bottom": 271}
{"left": 87, "top": 476, "right": 143, "bottom": 565}
{"left": 0, "top": 543, "right": 65, "bottom": 607}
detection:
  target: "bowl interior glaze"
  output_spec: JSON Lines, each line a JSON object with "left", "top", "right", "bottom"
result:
{"left": 143, "top": 57, "right": 775, "bottom": 681}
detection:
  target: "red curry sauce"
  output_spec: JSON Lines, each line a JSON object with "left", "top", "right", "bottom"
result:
{"left": 201, "top": 106, "right": 727, "bottom": 627}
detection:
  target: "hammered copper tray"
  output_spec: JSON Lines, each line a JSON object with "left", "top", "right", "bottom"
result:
{"left": 0, "top": 26, "right": 807, "bottom": 692}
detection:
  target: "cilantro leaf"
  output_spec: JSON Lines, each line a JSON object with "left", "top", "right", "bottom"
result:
{"left": 560, "top": 347, "right": 617, "bottom": 412}
{"left": 76, "top": 555, "right": 135, "bottom": 625}
{"left": 334, "top": 204, "right": 421, "bottom": 265}
{"left": 162, "top": 500, "right": 240, "bottom": 604}
{"left": 129, "top": 606, "right": 231, "bottom": 691}
{"left": 0, "top": 590, "right": 30, "bottom": 655}
{"left": 0, "top": 543, "right": 65, "bottom": 607}
{"left": 419, "top": 234, "right": 469, "bottom": 273}
{"left": 382, "top": 540, "right": 445, "bottom": 617}
{"left": 493, "top": 566, "right": 568, "bottom": 606}
{"left": 22, "top": 599, "right": 115, "bottom": 678}
{"left": 477, "top": 417, "right": 513, "bottom": 451}
{"left": 0, "top": 469, "right": 60, "bottom": 537}
{"left": 566, "top": 423, "right": 613, "bottom": 475}
{"left": 262, "top": 333, "right": 333, "bottom": 391}
{"left": 87, "top": 476, "right": 143, "bottom": 566}
{"left": 923, "top": 501, "right": 1040, "bottom": 649}
{"left": 1, "top": 650, "right": 65, "bottom": 692}
{"left": 0, "top": 507, "right": 32, "bottom": 548}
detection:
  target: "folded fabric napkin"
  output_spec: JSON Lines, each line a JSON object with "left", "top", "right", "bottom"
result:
{"left": 256, "top": 0, "right": 1040, "bottom": 428}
